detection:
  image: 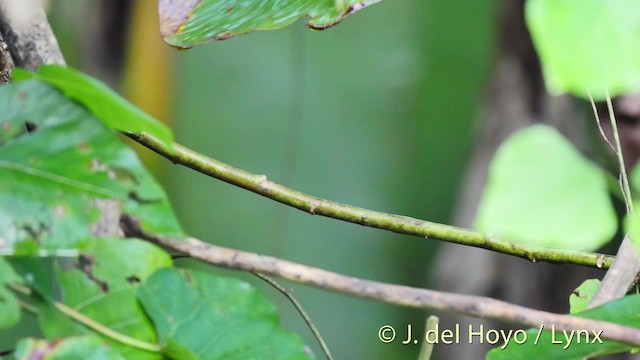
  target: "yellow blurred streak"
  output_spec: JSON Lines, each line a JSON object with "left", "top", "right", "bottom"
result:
{"left": 122, "top": 0, "right": 174, "bottom": 173}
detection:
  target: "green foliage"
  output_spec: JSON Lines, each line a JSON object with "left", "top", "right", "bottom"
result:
{"left": 0, "top": 79, "right": 182, "bottom": 253}
{"left": 15, "top": 336, "right": 126, "bottom": 360}
{"left": 159, "top": 0, "right": 382, "bottom": 47}
{"left": 569, "top": 279, "right": 601, "bottom": 314}
{"left": 0, "top": 72, "right": 311, "bottom": 359}
{"left": 526, "top": 0, "right": 640, "bottom": 99}
{"left": 12, "top": 66, "right": 173, "bottom": 149}
{"left": 475, "top": 125, "right": 616, "bottom": 250}
{"left": 0, "top": 257, "right": 22, "bottom": 329}
{"left": 487, "top": 295, "right": 640, "bottom": 359}
{"left": 3, "top": 239, "right": 313, "bottom": 359}
{"left": 138, "top": 268, "right": 313, "bottom": 360}
{"left": 37, "top": 238, "right": 168, "bottom": 360}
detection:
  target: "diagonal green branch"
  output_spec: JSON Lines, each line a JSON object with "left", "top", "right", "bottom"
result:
{"left": 128, "top": 132, "right": 614, "bottom": 269}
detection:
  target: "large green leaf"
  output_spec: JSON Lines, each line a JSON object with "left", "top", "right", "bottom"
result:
{"left": 38, "top": 238, "right": 171, "bottom": 360}
{"left": 0, "top": 79, "right": 182, "bottom": 253}
{"left": 475, "top": 125, "right": 616, "bottom": 250}
{"left": 15, "top": 336, "right": 126, "bottom": 360}
{"left": 138, "top": 268, "right": 313, "bottom": 360}
{"left": 486, "top": 295, "right": 640, "bottom": 359}
{"left": 159, "top": 0, "right": 382, "bottom": 48}
{"left": 12, "top": 66, "right": 173, "bottom": 149}
{"left": 526, "top": 0, "right": 640, "bottom": 99}
{"left": 0, "top": 258, "right": 21, "bottom": 329}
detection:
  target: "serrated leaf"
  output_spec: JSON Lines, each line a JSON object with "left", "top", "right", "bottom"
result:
{"left": 15, "top": 336, "right": 126, "bottom": 360}
{"left": 38, "top": 238, "right": 170, "bottom": 360}
{"left": 12, "top": 65, "right": 173, "bottom": 149}
{"left": 0, "top": 79, "right": 182, "bottom": 253}
{"left": 569, "top": 279, "right": 600, "bottom": 314}
{"left": 486, "top": 295, "right": 640, "bottom": 359}
{"left": 159, "top": 0, "right": 382, "bottom": 48}
{"left": 526, "top": 0, "right": 640, "bottom": 99}
{"left": 138, "top": 268, "right": 313, "bottom": 360}
{"left": 0, "top": 257, "right": 21, "bottom": 329}
{"left": 475, "top": 125, "right": 616, "bottom": 250}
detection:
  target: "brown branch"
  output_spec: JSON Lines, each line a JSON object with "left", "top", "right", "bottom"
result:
{"left": 590, "top": 236, "right": 640, "bottom": 308}
{"left": 121, "top": 215, "right": 640, "bottom": 347}
{"left": 0, "top": 0, "right": 64, "bottom": 70}
{"left": 0, "top": 30, "right": 12, "bottom": 83}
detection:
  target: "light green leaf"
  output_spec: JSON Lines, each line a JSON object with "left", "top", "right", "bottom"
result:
{"left": 38, "top": 238, "right": 170, "bottom": 360}
{"left": 159, "top": 0, "right": 382, "bottom": 48}
{"left": 526, "top": 0, "right": 640, "bottom": 99}
{"left": 0, "top": 79, "right": 182, "bottom": 253}
{"left": 475, "top": 125, "right": 616, "bottom": 250}
{"left": 486, "top": 295, "right": 640, "bottom": 359}
{"left": 12, "top": 65, "right": 173, "bottom": 149}
{"left": 0, "top": 258, "right": 21, "bottom": 329}
{"left": 15, "top": 336, "right": 126, "bottom": 360}
{"left": 569, "top": 279, "right": 600, "bottom": 314}
{"left": 138, "top": 268, "right": 313, "bottom": 360}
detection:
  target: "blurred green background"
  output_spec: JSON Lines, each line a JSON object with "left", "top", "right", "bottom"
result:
{"left": 3, "top": 0, "right": 499, "bottom": 359}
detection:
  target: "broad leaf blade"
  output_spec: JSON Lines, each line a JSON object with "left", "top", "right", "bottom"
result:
{"left": 486, "top": 295, "right": 640, "bottom": 359}
{"left": 0, "top": 79, "right": 182, "bottom": 253}
{"left": 138, "top": 268, "right": 313, "bottom": 359}
{"left": 475, "top": 125, "right": 616, "bottom": 250}
{"left": 15, "top": 336, "right": 126, "bottom": 360}
{"left": 12, "top": 65, "right": 173, "bottom": 149}
{"left": 159, "top": 0, "right": 382, "bottom": 48}
{"left": 0, "top": 258, "right": 21, "bottom": 329}
{"left": 526, "top": 0, "right": 640, "bottom": 99}
{"left": 38, "top": 238, "right": 170, "bottom": 360}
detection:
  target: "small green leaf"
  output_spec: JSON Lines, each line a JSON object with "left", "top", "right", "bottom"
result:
{"left": 0, "top": 257, "right": 21, "bottom": 329}
{"left": 0, "top": 79, "right": 182, "bottom": 253}
{"left": 569, "top": 279, "right": 600, "bottom": 314}
{"left": 475, "top": 125, "right": 616, "bottom": 250}
{"left": 12, "top": 65, "right": 173, "bottom": 149}
{"left": 159, "top": 0, "right": 382, "bottom": 48}
{"left": 15, "top": 336, "right": 126, "bottom": 360}
{"left": 486, "top": 295, "right": 640, "bottom": 359}
{"left": 526, "top": 0, "right": 640, "bottom": 99}
{"left": 138, "top": 268, "right": 313, "bottom": 359}
{"left": 38, "top": 238, "right": 170, "bottom": 360}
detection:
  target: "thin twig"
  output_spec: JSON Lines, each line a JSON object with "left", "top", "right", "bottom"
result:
{"left": 18, "top": 300, "right": 38, "bottom": 315}
{"left": 605, "top": 91, "right": 634, "bottom": 213}
{"left": 418, "top": 316, "right": 438, "bottom": 360}
{"left": 8, "top": 283, "right": 162, "bottom": 353}
{"left": 588, "top": 92, "right": 615, "bottom": 152}
{"left": 253, "top": 272, "right": 333, "bottom": 360}
{"left": 120, "top": 215, "right": 640, "bottom": 347}
{"left": 126, "top": 132, "right": 614, "bottom": 269}
{"left": 589, "top": 93, "right": 640, "bottom": 308}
